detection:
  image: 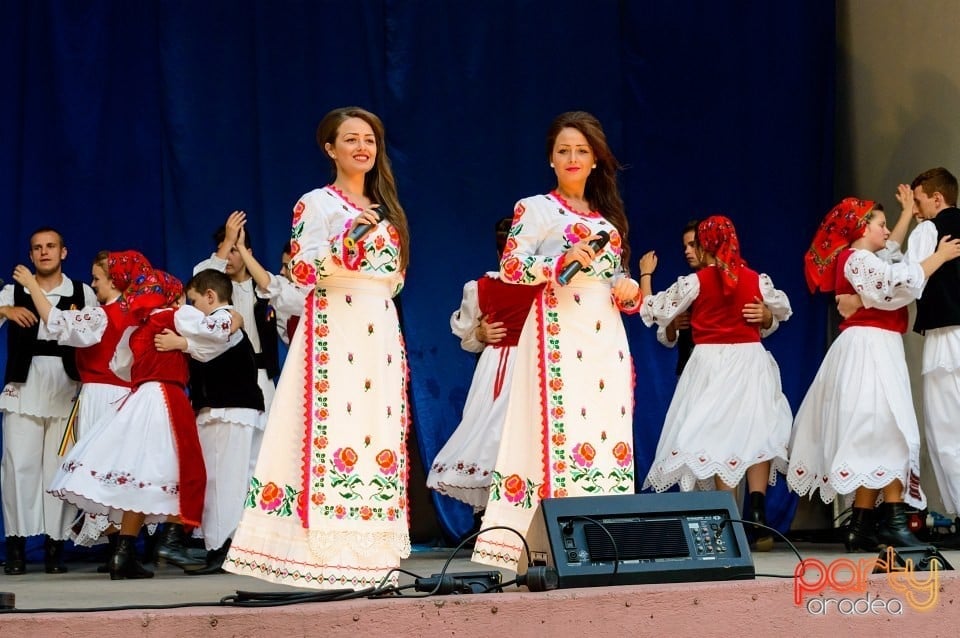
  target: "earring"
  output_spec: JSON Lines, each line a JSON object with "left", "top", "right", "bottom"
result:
{"left": 550, "top": 163, "right": 555, "bottom": 168}
{"left": 592, "top": 164, "right": 597, "bottom": 169}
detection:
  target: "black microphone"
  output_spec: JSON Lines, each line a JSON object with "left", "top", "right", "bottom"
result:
{"left": 344, "top": 208, "right": 383, "bottom": 250}
{"left": 557, "top": 230, "right": 610, "bottom": 286}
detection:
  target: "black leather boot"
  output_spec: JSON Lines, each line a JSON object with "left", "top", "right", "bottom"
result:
{"left": 843, "top": 507, "right": 880, "bottom": 552}
{"left": 876, "top": 502, "right": 923, "bottom": 547}
{"left": 44, "top": 536, "right": 68, "bottom": 574}
{"left": 748, "top": 492, "right": 774, "bottom": 552}
{"left": 186, "top": 538, "right": 231, "bottom": 576}
{"left": 156, "top": 524, "right": 205, "bottom": 569}
{"left": 97, "top": 532, "right": 120, "bottom": 574}
{"left": 3, "top": 537, "right": 26, "bottom": 575}
{"left": 109, "top": 535, "right": 154, "bottom": 580}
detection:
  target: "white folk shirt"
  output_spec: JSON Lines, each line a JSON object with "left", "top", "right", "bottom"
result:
{"left": 0, "top": 278, "right": 98, "bottom": 418}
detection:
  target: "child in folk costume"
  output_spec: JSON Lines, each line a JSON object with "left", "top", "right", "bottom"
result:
{"left": 789, "top": 196, "right": 960, "bottom": 550}
{"left": 225, "top": 107, "right": 411, "bottom": 590}
{"left": 640, "top": 215, "right": 793, "bottom": 551}
{"left": 154, "top": 268, "right": 264, "bottom": 574}
{"left": 473, "top": 112, "right": 652, "bottom": 570}
{"left": 427, "top": 217, "right": 544, "bottom": 511}
{"left": 13, "top": 250, "right": 151, "bottom": 566}
{"left": 49, "top": 269, "right": 206, "bottom": 579}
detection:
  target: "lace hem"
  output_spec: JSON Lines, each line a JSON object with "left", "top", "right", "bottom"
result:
{"left": 787, "top": 463, "right": 923, "bottom": 508}
{"left": 427, "top": 480, "right": 490, "bottom": 512}
{"left": 644, "top": 451, "right": 787, "bottom": 493}
{"left": 307, "top": 529, "right": 411, "bottom": 563}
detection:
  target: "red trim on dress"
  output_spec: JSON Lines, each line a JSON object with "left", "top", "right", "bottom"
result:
{"left": 300, "top": 289, "right": 316, "bottom": 529}
{"left": 326, "top": 184, "right": 366, "bottom": 212}
{"left": 398, "top": 328, "right": 412, "bottom": 527}
{"left": 535, "top": 294, "right": 552, "bottom": 498}
{"left": 548, "top": 191, "right": 602, "bottom": 218}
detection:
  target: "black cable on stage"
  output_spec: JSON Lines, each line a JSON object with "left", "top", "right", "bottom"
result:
{"left": 721, "top": 517, "right": 806, "bottom": 579}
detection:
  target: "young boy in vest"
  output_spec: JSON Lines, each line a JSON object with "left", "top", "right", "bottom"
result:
{"left": 154, "top": 268, "right": 264, "bottom": 574}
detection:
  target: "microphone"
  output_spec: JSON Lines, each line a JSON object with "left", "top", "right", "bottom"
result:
{"left": 343, "top": 208, "right": 383, "bottom": 250}
{"left": 557, "top": 230, "right": 610, "bottom": 286}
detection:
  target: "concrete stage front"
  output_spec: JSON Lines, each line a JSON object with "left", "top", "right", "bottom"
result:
{"left": 1, "top": 544, "right": 959, "bottom": 637}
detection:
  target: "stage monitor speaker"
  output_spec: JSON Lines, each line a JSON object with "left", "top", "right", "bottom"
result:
{"left": 521, "top": 491, "right": 755, "bottom": 588}
{"left": 874, "top": 545, "right": 954, "bottom": 573}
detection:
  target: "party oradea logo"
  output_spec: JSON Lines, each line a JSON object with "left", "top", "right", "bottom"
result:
{"left": 793, "top": 547, "right": 940, "bottom": 615}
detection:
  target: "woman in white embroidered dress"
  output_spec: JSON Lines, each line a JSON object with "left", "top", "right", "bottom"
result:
{"left": 225, "top": 106, "right": 411, "bottom": 590}
{"left": 790, "top": 194, "right": 960, "bottom": 551}
{"left": 640, "top": 216, "right": 793, "bottom": 551}
{"left": 473, "top": 111, "right": 654, "bottom": 570}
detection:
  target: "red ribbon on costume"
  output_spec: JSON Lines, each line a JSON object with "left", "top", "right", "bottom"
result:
{"left": 492, "top": 346, "right": 510, "bottom": 400}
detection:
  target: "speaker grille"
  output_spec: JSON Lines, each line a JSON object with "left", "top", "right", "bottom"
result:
{"left": 583, "top": 519, "right": 689, "bottom": 562}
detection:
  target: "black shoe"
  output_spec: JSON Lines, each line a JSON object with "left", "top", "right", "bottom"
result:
{"left": 876, "top": 502, "right": 923, "bottom": 547}
{"left": 43, "top": 536, "right": 68, "bottom": 574}
{"left": 186, "top": 539, "right": 231, "bottom": 576}
{"left": 3, "top": 537, "right": 26, "bottom": 576}
{"left": 748, "top": 491, "right": 774, "bottom": 552}
{"left": 156, "top": 524, "right": 206, "bottom": 569}
{"left": 96, "top": 533, "right": 120, "bottom": 574}
{"left": 109, "top": 536, "right": 154, "bottom": 580}
{"left": 843, "top": 507, "right": 880, "bottom": 552}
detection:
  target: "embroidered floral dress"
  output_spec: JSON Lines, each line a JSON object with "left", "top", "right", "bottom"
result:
{"left": 225, "top": 185, "right": 409, "bottom": 590}
{"left": 472, "top": 193, "right": 638, "bottom": 570}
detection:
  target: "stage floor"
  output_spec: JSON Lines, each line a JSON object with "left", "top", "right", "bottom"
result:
{"left": 2, "top": 543, "right": 959, "bottom": 636}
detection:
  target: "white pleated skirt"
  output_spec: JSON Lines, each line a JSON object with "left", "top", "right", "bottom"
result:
{"left": 788, "top": 326, "right": 925, "bottom": 508}
{"left": 644, "top": 342, "right": 792, "bottom": 493}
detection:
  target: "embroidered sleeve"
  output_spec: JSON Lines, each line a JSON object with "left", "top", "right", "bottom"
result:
{"left": 39, "top": 306, "right": 110, "bottom": 346}
{"left": 174, "top": 305, "right": 238, "bottom": 362}
{"left": 845, "top": 249, "right": 925, "bottom": 310}
{"left": 500, "top": 200, "right": 562, "bottom": 286}
{"left": 756, "top": 273, "right": 791, "bottom": 338}
{"left": 451, "top": 280, "right": 483, "bottom": 353}
{"left": 288, "top": 193, "right": 347, "bottom": 286}
{"left": 640, "top": 274, "right": 700, "bottom": 328}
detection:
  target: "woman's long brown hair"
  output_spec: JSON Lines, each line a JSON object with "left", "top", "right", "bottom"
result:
{"left": 546, "top": 111, "right": 631, "bottom": 272}
{"left": 316, "top": 107, "right": 410, "bottom": 270}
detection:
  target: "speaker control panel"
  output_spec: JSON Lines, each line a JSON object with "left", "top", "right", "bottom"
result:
{"left": 689, "top": 518, "right": 727, "bottom": 557}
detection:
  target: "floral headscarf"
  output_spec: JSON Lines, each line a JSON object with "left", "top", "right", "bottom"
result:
{"left": 697, "top": 215, "right": 745, "bottom": 295}
{"left": 804, "top": 197, "right": 875, "bottom": 293}
{"left": 126, "top": 269, "right": 183, "bottom": 322}
{"left": 107, "top": 250, "right": 153, "bottom": 292}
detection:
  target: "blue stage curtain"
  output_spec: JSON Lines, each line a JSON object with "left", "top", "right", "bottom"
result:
{"left": 0, "top": 0, "right": 835, "bottom": 546}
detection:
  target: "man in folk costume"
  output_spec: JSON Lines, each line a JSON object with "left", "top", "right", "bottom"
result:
{"left": 0, "top": 227, "right": 96, "bottom": 575}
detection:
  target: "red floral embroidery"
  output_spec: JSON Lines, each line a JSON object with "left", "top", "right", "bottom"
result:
{"left": 612, "top": 441, "right": 633, "bottom": 468}
{"left": 260, "top": 482, "right": 282, "bottom": 510}
{"left": 503, "top": 474, "right": 526, "bottom": 503}
{"left": 332, "top": 447, "right": 358, "bottom": 473}
{"left": 501, "top": 256, "right": 523, "bottom": 282}
{"left": 376, "top": 449, "right": 398, "bottom": 475}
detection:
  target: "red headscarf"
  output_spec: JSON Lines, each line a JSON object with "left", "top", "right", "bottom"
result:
{"left": 804, "top": 197, "right": 875, "bottom": 293}
{"left": 125, "top": 269, "right": 183, "bottom": 322}
{"left": 697, "top": 215, "right": 746, "bottom": 295}
{"left": 107, "top": 250, "right": 154, "bottom": 306}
